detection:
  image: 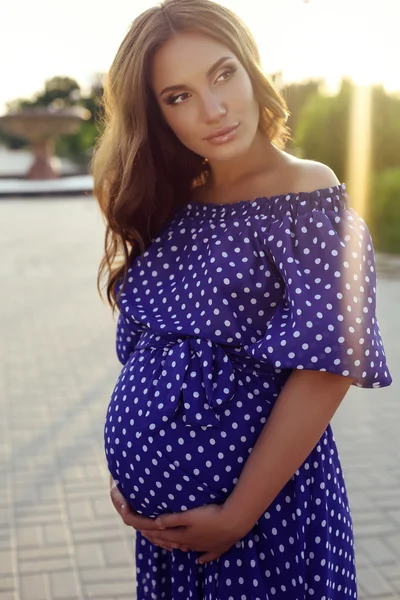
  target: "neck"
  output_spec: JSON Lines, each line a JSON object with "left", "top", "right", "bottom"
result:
{"left": 206, "top": 130, "right": 283, "bottom": 191}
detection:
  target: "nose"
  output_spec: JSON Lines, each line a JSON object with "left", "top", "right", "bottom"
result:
{"left": 200, "top": 90, "right": 227, "bottom": 123}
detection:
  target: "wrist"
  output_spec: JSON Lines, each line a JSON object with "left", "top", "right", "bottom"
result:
{"left": 221, "top": 499, "right": 257, "bottom": 540}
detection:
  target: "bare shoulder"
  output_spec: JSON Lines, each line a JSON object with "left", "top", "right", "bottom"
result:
{"left": 292, "top": 159, "right": 341, "bottom": 193}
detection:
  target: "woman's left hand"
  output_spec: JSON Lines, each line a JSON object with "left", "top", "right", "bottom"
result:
{"left": 140, "top": 504, "right": 247, "bottom": 564}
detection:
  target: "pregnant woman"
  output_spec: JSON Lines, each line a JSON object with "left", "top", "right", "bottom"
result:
{"left": 91, "top": 0, "right": 393, "bottom": 598}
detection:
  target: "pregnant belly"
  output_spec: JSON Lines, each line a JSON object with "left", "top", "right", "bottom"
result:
{"left": 104, "top": 387, "right": 274, "bottom": 518}
{"left": 104, "top": 341, "right": 280, "bottom": 518}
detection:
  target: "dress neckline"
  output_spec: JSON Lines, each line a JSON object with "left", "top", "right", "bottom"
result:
{"left": 184, "top": 183, "right": 347, "bottom": 215}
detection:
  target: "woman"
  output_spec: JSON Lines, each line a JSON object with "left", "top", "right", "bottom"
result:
{"left": 92, "top": 0, "right": 393, "bottom": 598}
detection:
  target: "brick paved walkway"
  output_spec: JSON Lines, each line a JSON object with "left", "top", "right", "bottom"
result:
{"left": 0, "top": 196, "right": 399, "bottom": 599}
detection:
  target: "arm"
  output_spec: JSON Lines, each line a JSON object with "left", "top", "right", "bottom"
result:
{"left": 221, "top": 163, "right": 351, "bottom": 531}
{"left": 222, "top": 368, "right": 354, "bottom": 536}
{"left": 146, "top": 368, "right": 355, "bottom": 563}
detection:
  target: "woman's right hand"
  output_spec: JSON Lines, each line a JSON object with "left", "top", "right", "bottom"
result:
{"left": 109, "top": 476, "right": 190, "bottom": 553}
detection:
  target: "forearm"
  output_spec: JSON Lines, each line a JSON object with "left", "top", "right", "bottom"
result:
{"left": 223, "top": 369, "right": 354, "bottom": 535}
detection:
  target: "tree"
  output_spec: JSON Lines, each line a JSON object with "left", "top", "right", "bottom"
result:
{"left": 54, "top": 78, "right": 104, "bottom": 166}
{"left": 292, "top": 79, "right": 352, "bottom": 181}
{"left": 291, "top": 79, "right": 400, "bottom": 182}
{"left": 282, "top": 79, "right": 322, "bottom": 149}
{"left": 371, "top": 86, "right": 400, "bottom": 174}
{"left": 368, "top": 168, "right": 400, "bottom": 253}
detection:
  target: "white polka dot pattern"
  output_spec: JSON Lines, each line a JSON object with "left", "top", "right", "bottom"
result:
{"left": 249, "top": 186, "right": 391, "bottom": 388}
{"left": 104, "top": 183, "right": 392, "bottom": 599}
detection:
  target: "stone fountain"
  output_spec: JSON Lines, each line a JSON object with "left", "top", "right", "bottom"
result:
{"left": 0, "top": 105, "right": 93, "bottom": 196}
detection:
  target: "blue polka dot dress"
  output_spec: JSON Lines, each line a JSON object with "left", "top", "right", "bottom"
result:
{"left": 104, "top": 183, "right": 392, "bottom": 599}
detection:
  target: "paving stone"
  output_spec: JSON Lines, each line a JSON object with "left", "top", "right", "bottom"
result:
{"left": 388, "top": 511, "right": 400, "bottom": 526}
{"left": 0, "top": 593, "right": 18, "bottom": 600}
{"left": 38, "top": 485, "right": 63, "bottom": 502}
{"left": 0, "top": 508, "right": 10, "bottom": 528}
{"left": 43, "top": 525, "right": 69, "bottom": 546}
{"left": 0, "top": 550, "right": 14, "bottom": 576}
{"left": 102, "top": 540, "right": 136, "bottom": 567}
{"left": 0, "top": 533, "right": 13, "bottom": 552}
{"left": 19, "top": 557, "right": 74, "bottom": 575}
{"left": 14, "top": 511, "right": 62, "bottom": 527}
{"left": 20, "top": 573, "right": 50, "bottom": 600}
{"left": 72, "top": 527, "right": 126, "bottom": 545}
{"left": 358, "top": 538, "right": 398, "bottom": 566}
{"left": 66, "top": 501, "right": 94, "bottom": 522}
{"left": 0, "top": 574, "right": 16, "bottom": 592}
{"left": 49, "top": 571, "right": 80, "bottom": 599}
{"left": 84, "top": 580, "right": 136, "bottom": 598}
{"left": 355, "top": 521, "right": 396, "bottom": 538}
{"left": 80, "top": 566, "right": 135, "bottom": 583}
{"left": 92, "top": 498, "right": 115, "bottom": 518}
{"left": 379, "top": 564, "right": 400, "bottom": 580}
{"left": 357, "top": 566, "right": 396, "bottom": 596}
{"left": 355, "top": 549, "right": 374, "bottom": 568}
{"left": 16, "top": 526, "right": 44, "bottom": 548}
{"left": 19, "top": 546, "right": 72, "bottom": 562}
{"left": 389, "top": 578, "right": 400, "bottom": 593}
{"left": 74, "top": 543, "right": 105, "bottom": 568}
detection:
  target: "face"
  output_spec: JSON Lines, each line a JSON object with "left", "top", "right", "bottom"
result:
{"left": 151, "top": 31, "right": 260, "bottom": 162}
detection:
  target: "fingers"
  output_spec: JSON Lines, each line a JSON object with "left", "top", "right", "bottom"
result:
{"left": 109, "top": 481, "right": 131, "bottom": 517}
{"left": 141, "top": 530, "right": 178, "bottom": 547}
{"left": 156, "top": 512, "right": 191, "bottom": 529}
{"left": 197, "top": 551, "right": 220, "bottom": 565}
{"left": 123, "top": 511, "right": 163, "bottom": 530}
{"left": 140, "top": 532, "right": 190, "bottom": 553}
{"left": 109, "top": 485, "right": 160, "bottom": 530}
{"left": 142, "top": 528, "right": 189, "bottom": 545}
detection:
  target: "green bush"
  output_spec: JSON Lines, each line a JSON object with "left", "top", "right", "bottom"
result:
{"left": 367, "top": 168, "right": 400, "bottom": 254}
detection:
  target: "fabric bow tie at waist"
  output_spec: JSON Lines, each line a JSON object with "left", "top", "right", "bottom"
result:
{"left": 135, "top": 331, "right": 238, "bottom": 429}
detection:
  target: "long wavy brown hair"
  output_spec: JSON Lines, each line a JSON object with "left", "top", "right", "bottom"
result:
{"left": 91, "top": 0, "right": 291, "bottom": 315}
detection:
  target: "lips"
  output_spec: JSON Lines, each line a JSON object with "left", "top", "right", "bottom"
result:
{"left": 204, "top": 123, "right": 239, "bottom": 140}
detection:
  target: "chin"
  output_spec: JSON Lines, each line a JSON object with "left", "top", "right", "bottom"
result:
{"left": 206, "top": 139, "right": 254, "bottom": 163}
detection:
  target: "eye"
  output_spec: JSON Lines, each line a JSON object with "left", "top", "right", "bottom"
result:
{"left": 165, "top": 66, "right": 236, "bottom": 106}
{"left": 166, "top": 92, "right": 190, "bottom": 105}
{"left": 216, "top": 67, "right": 236, "bottom": 82}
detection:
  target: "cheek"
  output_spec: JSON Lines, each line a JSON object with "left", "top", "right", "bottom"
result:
{"left": 162, "top": 107, "right": 198, "bottom": 148}
{"left": 233, "top": 75, "right": 257, "bottom": 111}
{"left": 240, "top": 82, "right": 259, "bottom": 126}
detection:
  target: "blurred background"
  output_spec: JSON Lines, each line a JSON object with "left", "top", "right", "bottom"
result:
{"left": 1, "top": 1, "right": 399, "bottom": 599}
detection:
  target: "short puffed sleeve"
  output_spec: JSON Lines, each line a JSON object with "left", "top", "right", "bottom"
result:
{"left": 251, "top": 185, "right": 392, "bottom": 388}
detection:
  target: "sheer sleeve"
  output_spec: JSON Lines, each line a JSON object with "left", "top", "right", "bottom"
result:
{"left": 252, "top": 191, "right": 392, "bottom": 388}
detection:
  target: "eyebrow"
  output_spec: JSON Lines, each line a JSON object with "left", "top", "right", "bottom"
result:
{"left": 158, "top": 56, "right": 234, "bottom": 97}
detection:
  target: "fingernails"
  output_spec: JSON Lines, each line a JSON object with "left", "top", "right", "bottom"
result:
{"left": 121, "top": 503, "right": 127, "bottom": 513}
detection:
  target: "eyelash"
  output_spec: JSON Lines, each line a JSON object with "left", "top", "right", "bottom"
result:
{"left": 166, "top": 67, "right": 237, "bottom": 106}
